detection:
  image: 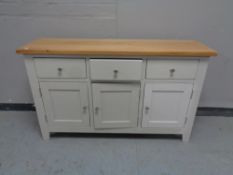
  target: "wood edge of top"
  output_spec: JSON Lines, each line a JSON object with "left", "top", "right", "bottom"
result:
{"left": 16, "top": 38, "right": 218, "bottom": 57}
{"left": 16, "top": 50, "right": 217, "bottom": 57}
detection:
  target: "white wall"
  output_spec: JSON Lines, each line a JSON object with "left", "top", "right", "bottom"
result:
{"left": 0, "top": 0, "right": 232, "bottom": 107}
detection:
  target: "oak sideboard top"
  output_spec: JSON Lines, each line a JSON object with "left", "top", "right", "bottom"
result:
{"left": 16, "top": 38, "right": 217, "bottom": 57}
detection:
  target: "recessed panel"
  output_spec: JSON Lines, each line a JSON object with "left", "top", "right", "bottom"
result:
{"left": 49, "top": 89, "right": 82, "bottom": 121}
{"left": 100, "top": 90, "right": 131, "bottom": 123}
{"left": 150, "top": 90, "right": 183, "bottom": 124}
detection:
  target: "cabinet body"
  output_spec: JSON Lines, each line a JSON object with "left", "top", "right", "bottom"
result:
{"left": 24, "top": 57, "right": 209, "bottom": 142}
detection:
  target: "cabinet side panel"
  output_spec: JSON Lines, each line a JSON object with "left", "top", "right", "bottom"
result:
{"left": 24, "top": 58, "right": 50, "bottom": 140}
{"left": 182, "top": 59, "right": 209, "bottom": 142}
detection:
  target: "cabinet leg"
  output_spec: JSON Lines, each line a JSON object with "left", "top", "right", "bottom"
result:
{"left": 182, "top": 133, "right": 191, "bottom": 142}
{"left": 41, "top": 131, "right": 50, "bottom": 140}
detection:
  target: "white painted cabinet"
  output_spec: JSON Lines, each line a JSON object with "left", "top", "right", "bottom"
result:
{"left": 40, "top": 82, "right": 90, "bottom": 131}
{"left": 142, "top": 83, "right": 193, "bottom": 128}
{"left": 17, "top": 38, "right": 217, "bottom": 141}
{"left": 92, "top": 83, "right": 140, "bottom": 128}
{"left": 24, "top": 57, "right": 209, "bottom": 142}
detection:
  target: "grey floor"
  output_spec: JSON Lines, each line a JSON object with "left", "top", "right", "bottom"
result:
{"left": 0, "top": 112, "right": 233, "bottom": 175}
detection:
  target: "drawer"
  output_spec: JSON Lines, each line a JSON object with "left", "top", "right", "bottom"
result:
{"left": 146, "top": 59, "right": 199, "bottom": 79}
{"left": 34, "top": 59, "right": 86, "bottom": 79}
{"left": 90, "top": 59, "right": 142, "bottom": 81}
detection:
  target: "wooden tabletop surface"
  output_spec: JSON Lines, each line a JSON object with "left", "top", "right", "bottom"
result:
{"left": 16, "top": 38, "right": 217, "bottom": 57}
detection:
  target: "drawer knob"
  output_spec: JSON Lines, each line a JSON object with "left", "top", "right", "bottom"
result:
{"left": 113, "top": 69, "right": 119, "bottom": 79}
{"left": 57, "top": 67, "right": 63, "bottom": 76}
{"left": 169, "top": 68, "right": 176, "bottom": 77}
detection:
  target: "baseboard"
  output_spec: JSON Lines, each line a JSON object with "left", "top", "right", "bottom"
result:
{"left": 0, "top": 103, "right": 35, "bottom": 111}
{"left": 0, "top": 103, "right": 232, "bottom": 117}
{"left": 196, "top": 107, "right": 233, "bottom": 117}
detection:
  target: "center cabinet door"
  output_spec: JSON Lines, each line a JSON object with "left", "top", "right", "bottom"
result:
{"left": 92, "top": 84, "right": 140, "bottom": 128}
{"left": 40, "top": 82, "right": 90, "bottom": 131}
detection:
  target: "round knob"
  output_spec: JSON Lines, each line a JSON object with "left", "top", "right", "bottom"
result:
{"left": 169, "top": 68, "right": 175, "bottom": 77}
{"left": 58, "top": 67, "right": 63, "bottom": 72}
{"left": 145, "top": 106, "right": 150, "bottom": 114}
{"left": 83, "top": 106, "right": 87, "bottom": 114}
{"left": 113, "top": 69, "right": 119, "bottom": 79}
{"left": 57, "top": 67, "right": 63, "bottom": 76}
{"left": 95, "top": 107, "right": 99, "bottom": 115}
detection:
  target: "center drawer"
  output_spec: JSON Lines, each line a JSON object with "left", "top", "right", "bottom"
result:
{"left": 90, "top": 59, "right": 142, "bottom": 81}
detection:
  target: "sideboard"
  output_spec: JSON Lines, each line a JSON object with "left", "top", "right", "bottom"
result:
{"left": 16, "top": 39, "right": 217, "bottom": 141}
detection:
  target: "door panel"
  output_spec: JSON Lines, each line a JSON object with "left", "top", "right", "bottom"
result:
{"left": 40, "top": 82, "right": 90, "bottom": 130}
{"left": 93, "top": 83, "right": 140, "bottom": 128}
{"left": 142, "top": 83, "right": 193, "bottom": 128}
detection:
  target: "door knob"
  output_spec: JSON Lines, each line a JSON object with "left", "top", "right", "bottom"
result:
{"left": 145, "top": 106, "right": 150, "bottom": 114}
{"left": 83, "top": 106, "right": 87, "bottom": 114}
{"left": 95, "top": 107, "right": 99, "bottom": 115}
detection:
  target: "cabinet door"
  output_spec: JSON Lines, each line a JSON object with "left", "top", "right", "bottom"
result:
{"left": 92, "top": 83, "right": 140, "bottom": 128}
{"left": 142, "top": 83, "right": 193, "bottom": 128}
{"left": 40, "top": 82, "right": 90, "bottom": 130}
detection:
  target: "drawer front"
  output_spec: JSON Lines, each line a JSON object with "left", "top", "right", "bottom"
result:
{"left": 146, "top": 60, "right": 199, "bottom": 79}
{"left": 90, "top": 59, "right": 142, "bottom": 81}
{"left": 35, "top": 59, "right": 86, "bottom": 79}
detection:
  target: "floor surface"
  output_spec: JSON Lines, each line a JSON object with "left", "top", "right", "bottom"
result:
{"left": 0, "top": 112, "right": 233, "bottom": 175}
